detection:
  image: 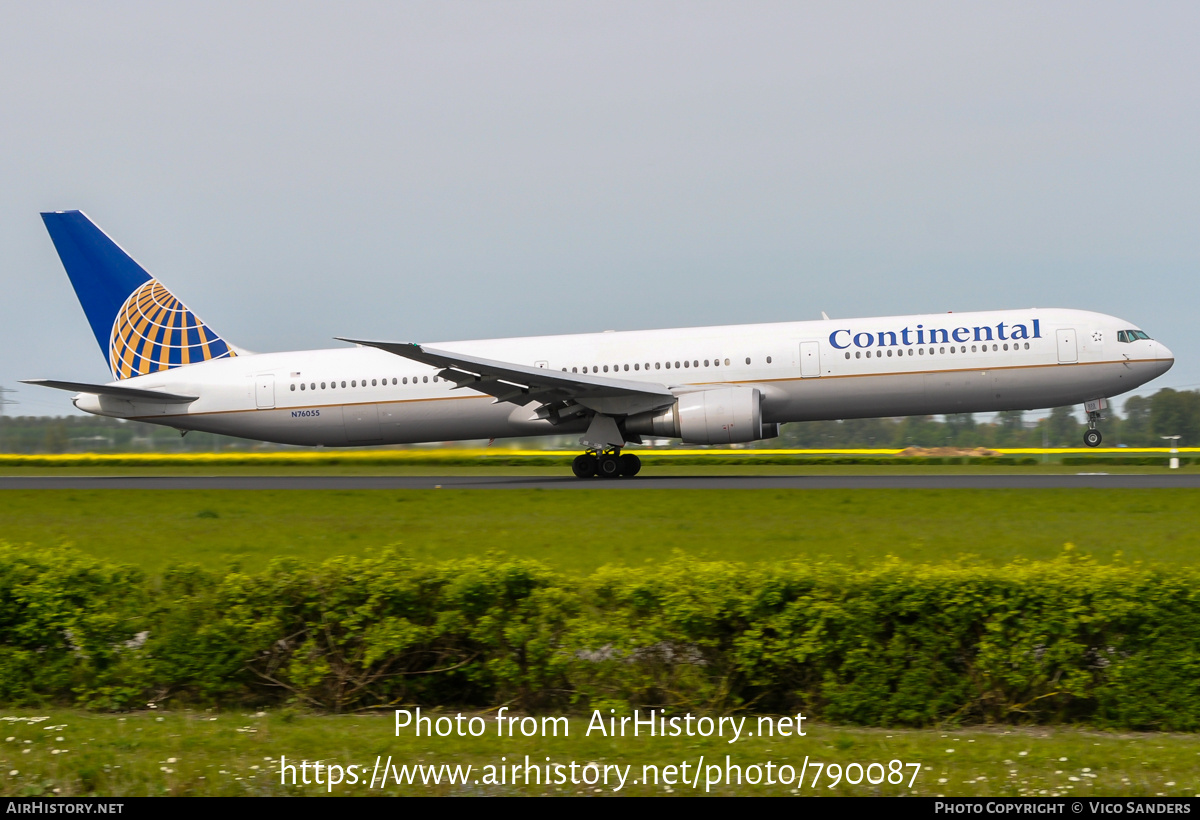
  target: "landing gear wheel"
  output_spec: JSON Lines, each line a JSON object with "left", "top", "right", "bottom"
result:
{"left": 1084, "top": 429, "right": 1102, "bottom": 448}
{"left": 572, "top": 454, "right": 597, "bottom": 478}
{"left": 619, "top": 453, "right": 642, "bottom": 477}
{"left": 597, "top": 454, "right": 621, "bottom": 478}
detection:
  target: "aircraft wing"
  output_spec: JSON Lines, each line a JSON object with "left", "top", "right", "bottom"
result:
{"left": 336, "top": 339, "right": 676, "bottom": 417}
{"left": 21, "top": 379, "right": 198, "bottom": 403}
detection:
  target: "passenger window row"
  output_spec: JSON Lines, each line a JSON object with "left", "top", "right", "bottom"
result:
{"left": 563, "top": 356, "right": 771, "bottom": 374}
{"left": 844, "top": 342, "right": 1031, "bottom": 360}
{"left": 290, "top": 375, "right": 439, "bottom": 392}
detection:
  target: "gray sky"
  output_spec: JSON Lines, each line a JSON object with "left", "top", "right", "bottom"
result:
{"left": 2, "top": 2, "right": 1197, "bottom": 418}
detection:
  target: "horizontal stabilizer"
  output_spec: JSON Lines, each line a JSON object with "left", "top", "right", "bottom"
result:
{"left": 21, "top": 379, "right": 198, "bottom": 403}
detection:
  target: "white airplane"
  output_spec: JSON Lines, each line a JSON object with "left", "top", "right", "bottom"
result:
{"left": 26, "top": 211, "right": 1174, "bottom": 478}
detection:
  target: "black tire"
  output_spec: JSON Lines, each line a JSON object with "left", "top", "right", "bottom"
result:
{"left": 1084, "top": 429, "right": 1102, "bottom": 447}
{"left": 597, "top": 454, "right": 621, "bottom": 478}
{"left": 619, "top": 453, "right": 642, "bottom": 477}
{"left": 572, "top": 454, "right": 597, "bottom": 478}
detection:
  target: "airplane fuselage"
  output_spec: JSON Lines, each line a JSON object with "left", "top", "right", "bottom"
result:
{"left": 73, "top": 307, "right": 1173, "bottom": 447}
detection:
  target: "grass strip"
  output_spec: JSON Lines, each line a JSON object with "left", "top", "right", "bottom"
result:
{"left": 2, "top": 710, "right": 1198, "bottom": 797}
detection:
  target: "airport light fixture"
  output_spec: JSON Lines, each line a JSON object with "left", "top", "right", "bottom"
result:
{"left": 1161, "top": 435, "right": 1181, "bottom": 470}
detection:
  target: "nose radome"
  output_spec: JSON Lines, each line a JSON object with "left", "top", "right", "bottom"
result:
{"left": 1154, "top": 341, "right": 1175, "bottom": 370}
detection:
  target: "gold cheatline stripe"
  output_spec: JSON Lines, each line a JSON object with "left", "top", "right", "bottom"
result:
{"left": 130, "top": 393, "right": 487, "bottom": 420}
{"left": 126, "top": 393, "right": 489, "bottom": 420}
{"left": 730, "top": 357, "right": 1166, "bottom": 385}
{"left": 124, "top": 356, "right": 1171, "bottom": 415}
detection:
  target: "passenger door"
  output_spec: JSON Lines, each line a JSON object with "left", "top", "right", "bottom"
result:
{"left": 255, "top": 374, "right": 275, "bottom": 409}
{"left": 1056, "top": 329, "right": 1078, "bottom": 363}
{"left": 800, "top": 341, "right": 821, "bottom": 377}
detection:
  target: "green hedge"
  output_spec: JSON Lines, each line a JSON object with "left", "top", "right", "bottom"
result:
{"left": 1062, "top": 456, "right": 1192, "bottom": 466}
{"left": 2, "top": 544, "right": 1199, "bottom": 728}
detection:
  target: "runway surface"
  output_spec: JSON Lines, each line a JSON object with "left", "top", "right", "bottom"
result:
{"left": 3, "top": 474, "right": 1200, "bottom": 489}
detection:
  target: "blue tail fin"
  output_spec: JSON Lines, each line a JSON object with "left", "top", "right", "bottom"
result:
{"left": 41, "top": 211, "right": 237, "bottom": 380}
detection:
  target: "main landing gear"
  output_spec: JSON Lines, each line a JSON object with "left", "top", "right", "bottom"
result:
{"left": 1083, "top": 398, "right": 1108, "bottom": 447}
{"left": 572, "top": 448, "right": 642, "bottom": 479}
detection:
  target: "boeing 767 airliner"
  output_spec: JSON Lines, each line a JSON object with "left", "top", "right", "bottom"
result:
{"left": 25, "top": 211, "right": 1174, "bottom": 478}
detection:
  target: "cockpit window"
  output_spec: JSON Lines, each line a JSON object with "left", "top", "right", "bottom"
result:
{"left": 1118, "top": 329, "right": 1151, "bottom": 343}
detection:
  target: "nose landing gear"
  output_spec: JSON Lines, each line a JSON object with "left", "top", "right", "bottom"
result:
{"left": 571, "top": 448, "right": 642, "bottom": 478}
{"left": 1083, "top": 398, "right": 1108, "bottom": 447}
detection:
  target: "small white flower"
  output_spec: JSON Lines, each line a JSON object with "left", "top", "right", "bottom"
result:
{"left": 56, "top": 737, "right": 63, "bottom": 741}
{"left": 1018, "top": 751, "right": 1028, "bottom": 756}
{"left": 1059, "top": 757, "right": 1068, "bottom": 762}
{"left": 8, "top": 769, "right": 17, "bottom": 776}
{"left": 4, "top": 737, "right": 13, "bottom": 742}
{"left": 946, "top": 749, "right": 955, "bottom": 753}
{"left": 166, "top": 757, "right": 177, "bottom": 763}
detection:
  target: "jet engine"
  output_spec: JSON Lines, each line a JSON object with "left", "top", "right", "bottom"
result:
{"left": 626, "top": 386, "right": 779, "bottom": 444}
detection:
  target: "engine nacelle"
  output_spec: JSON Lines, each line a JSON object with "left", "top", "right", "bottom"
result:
{"left": 626, "top": 387, "right": 776, "bottom": 444}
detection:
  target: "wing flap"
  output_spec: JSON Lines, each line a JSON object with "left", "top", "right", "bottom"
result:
{"left": 337, "top": 338, "right": 676, "bottom": 416}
